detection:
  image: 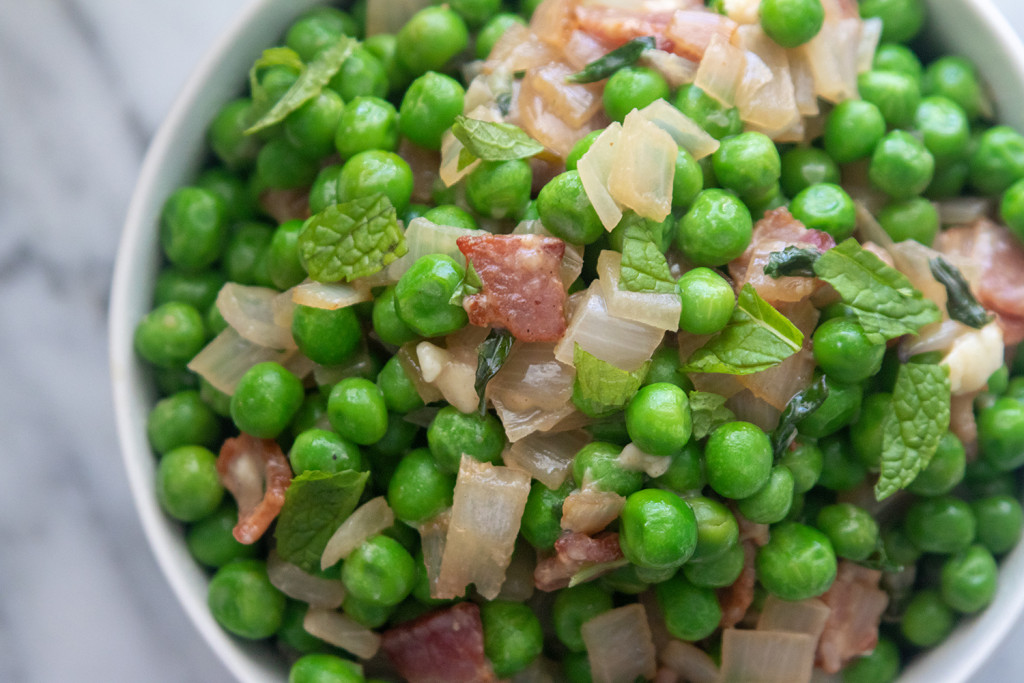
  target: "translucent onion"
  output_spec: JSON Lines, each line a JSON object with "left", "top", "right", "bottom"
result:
{"left": 312, "top": 345, "right": 377, "bottom": 387}
{"left": 490, "top": 25, "right": 557, "bottom": 73}
{"left": 436, "top": 456, "right": 531, "bottom": 600}
{"left": 564, "top": 29, "right": 609, "bottom": 70}
{"left": 608, "top": 110, "right": 677, "bottom": 222}
{"left": 853, "top": 200, "right": 892, "bottom": 246}
{"left": 365, "top": 0, "right": 432, "bottom": 35}
{"left": 583, "top": 604, "right": 658, "bottom": 683}
{"left": 291, "top": 280, "right": 372, "bottom": 311}
{"left": 693, "top": 32, "right": 746, "bottom": 107}
{"left": 597, "top": 250, "right": 681, "bottom": 331}
{"left": 561, "top": 489, "right": 627, "bottom": 535}
{"left": 665, "top": 11, "right": 738, "bottom": 62}
{"left": 787, "top": 48, "right": 820, "bottom": 116}
{"left": 555, "top": 281, "right": 667, "bottom": 372}
{"left": 717, "top": 628, "right": 817, "bottom": 683}
{"left": 217, "top": 282, "right": 295, "bottom": 350}
{"left": 937, "top": 196, "right": 994, "bottom": 227}
{"left": 640, "top": 50, "right": 699, "bottom": 88}
{"left": 857, "top": 17, "right": 884, "bottom": 73}
{"left": 439, "top": 129, "right": 482, "bottom": 188}
{"left": 726, "top": 389, "right": 783, "bottom": 432}
{"left": 303, "top": 608, "right": 381, "bottom": 659}
{"left": 267, "top": 551, "right": 345, "bottom": 609}
{"left": 722, "top": 0, "right": 761, "bottom": 24}
{"left": 887, "top": 239, "right": 948, "bottom": 309}
{"left": 577, "top": 123, "right": 625, "bottom": 232}
{"left": 416, "top": 325, "right": 489, "bottom": 415}
{"left": 525, "top": 62, "right": 603, "bottom": 129}
{"left": 618, "top": 442, "right": 672, "bottom": 478}
{"left": 800, "top": 17, "right": 860, "bottom": 103}
{"left": 188, "top": 327, "right": 306, "bottom": 395}
{"left": 397, "top": 343, "right": 445, "bottom": 404}
{"left": 636, "top": 99, "right": 719, "bottom": 160}
{"left": 941, "top": 321, "right": 1005, "bottom": 395}
{"left": 518, "top": 66, "right": 600, "bottom": 160}
{"left": 416, "top": 509, "right": 450, "bottom": 601}
{"left": 756, "top": 596, "right": 831, "bottom": 640}
{"left": 734, "top": 25, "right": 800, "bottom": 136}
{"left": 659, "top": 640, "right": 719, "bottom": 683}
{"left": 387, "top": 217, "right": 480, "bottom": 281}
{"left": 488, "top": 341, "right": 577, "bottom": 442}
{"left": 503, "top": 429, "right": 590, "bottom": 489}
{"left": 320, "top": 496, "right": 395, "bottom": 570}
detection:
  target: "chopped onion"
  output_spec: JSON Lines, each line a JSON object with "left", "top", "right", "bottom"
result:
{"left": 583, "top": 604, "right": 658, "bottom": 683}
{"left": 596, "top": 250, "right": 681, "bottom": 331}
{"left": 564, "top": 29, "right": 609, "bottom": 70}
{"left": 312, "top": 345, "right": 376, "bottom": 387}
{"left": 734, "top": 26, "right": 800, "bottom": 136}
{"left": 726, "top": 389, "right": 782, "bottom": 432}
{"left": 902, "top": 319, "right": 966, "bottom": 358}
{"left": 561, "top": 489, "right": 626, "bottom": 535}
{"left": 365, "top": 0, "right": 432, "bottom": 36}
{"left": 618, "top": 442, "right": 672, "bottom": 477}
{"left": 303, "top": 608, "right": 381, "bottom": 659}
{"left": 397, "top": 343, "right": 445, "bottom": 404}
{"left": 717, "top": 628, "right": 817, "bottom": 683}
{"left": 188, "top": 327, "right": 306, "bottom": 395}
{"left": 887, "top": 239, "right": 948, "bottom": 309}
{"left": 488, "top": 341, "right": 577, "bottom": 442}
{"left": 217, "top": 282, "right": 296, "bottom": 350}
{"left": 641, "top": 50, "right": 699, "bottom": 88}
{"left": 577, "top": 123, "right": 625, "bottom": 232}
{"left": 607, "top": 110, "right": 676, "bottom": 222}
{"left": 320, "top": 496, "right": 395, "bottom": 570}
{"left": 436, "top": 456, "right": 532, "bottom": 600}
{"left": 416, "top": 325, "right": 489, "bottom": 415}
{"left": 800, "top": 17, "right": 860, "bottom": 103}
{"left": 555, "top": 280, "right": 668, "bottom": 372}
{"left": 636, "top": 99, "right": 719, "bottom": 160}
{"left": 659, "top": 640, "right": 719, "bottom": 683}
{"left": 387, "top": 217, "right": 480, "bottom": 281}
{"left": 291, "top": 280, "right": 371, "bottom": 311}
{"left": 531, "top": 0, "right": 573, "bottom": 47}
{"left": 665, "top": 11, "right": 738, "bottom": 62}
{"left": 787, "top": 48, "right": 820, "bottom": 116}
{"left": 722, "top": 0, "right": 761, "bottom": 24}
{"left": 857, "top": 17, "right": 883, "bottom": 73}
{"left": 415, "top": 509, "right": 450, "bottom": 600}
{"left": 853, "top": 200, "right": 892, "bottom": 246}
{"left": 941, "top": 321, "right": 1005, "bottom": 394}
{"left": 489, "top": 24, "right": 557, "bottom": 73}
{"left": 937, "top": 196, "right": 994, "bottom": 226}
{"left": 756, "top": 596, "right": 831, "bottom": 640}
{"left": 504, "top": 429, "right": 590, "bottom": 489}
{"left": 267, "top": 551, "right": 345, "bottom": 609}
{"left": 693, "top": 32, "right": 745, "bottom": 107}
{"left": 518, "top": 64, "right": 601, "bottom": 160}
{"left": 439, "top": 129, "right": 482, "bottom": 188}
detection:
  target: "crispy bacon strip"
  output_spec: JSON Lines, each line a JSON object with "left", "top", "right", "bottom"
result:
{"left": 216, "top": 433, "right": 291, "bottom": 544}
{"left": 381, "top": 602, "right": 496, "bottom": 683}
{"left": 534, "top": 530, "right": 623, "bottom": 591}
{"left": 815, "top": 562, "right": 889, "bottom": 674}
{"left": 457, "top": 233, "right": 567, "bottom": 342}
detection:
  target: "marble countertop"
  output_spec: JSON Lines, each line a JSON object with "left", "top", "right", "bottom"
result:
{"left": 2, "top": 1, "right": 1023, "bottom": 681}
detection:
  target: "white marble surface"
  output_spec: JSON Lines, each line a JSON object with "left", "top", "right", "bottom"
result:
{"left": 2, "top": 1, "right": 1024, "bottom": 681}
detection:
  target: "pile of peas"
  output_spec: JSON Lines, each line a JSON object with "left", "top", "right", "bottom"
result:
{"left": 132, "top": 0, "right": 1024, "bottom": 681}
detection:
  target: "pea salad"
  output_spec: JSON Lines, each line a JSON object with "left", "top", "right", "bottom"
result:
{"left": 133, "top": 0, "right": 1024, "bottom": 681}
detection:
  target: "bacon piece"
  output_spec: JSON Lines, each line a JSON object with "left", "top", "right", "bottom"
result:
{"left": 574, "top": 5, "right": 678, "bottom": 52}
{"left": 381, "top": 602, "right": 496, "bottom": 683}
{"left": 718, "top": 515, "right": 769, "bottom": 628}
{"left": 815, "top": 562, "right": 889, "bottom": 674}
{"left": 216, "top": 433, "right": 292, "bottom": 544}
{"left": 534, "top": 530, "right": 623, "bottom": 591}
{"left": 935, "top": 219, "right": 1024, "bottom": 344}
{"left": 457, "top": 233, "right": 568, "bottom": 342}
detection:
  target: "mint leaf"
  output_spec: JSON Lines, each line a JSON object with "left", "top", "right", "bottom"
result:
{"left": 298, "top": 194, "right": 407, "bottom": 282}
{"left": 275, "top": 469, "right": 369, "bottom": 572}
{"left": 619, "top": 222, "right": 677, "bottom": 294}
{"left": 246, "top": 36, "right": 358, "bottom": 134}
{"left": 567, "top": 36, "right": 657, "bottom": 83}
{"left": 572, "top": 343, "right": 650, "bottom": 418}
{"left": 764, "top": 246, "right": 822, "bottom": 278}
{"left": 813, "top": 239, "right": 941, "bottom": 344}
{"left": 688, "top": 391, "right": 736, "bottom": 439}
{"left": 451, "top": 115, "right": 545, "bottom": 161}
{"left": 449, "top": 261, "right": 483, "bottom": 307}
{"left": 771, "top": 374, "right": 829, "bottom": 458}
{"left": 683, "top": 284, "right": 804, "bottom": 375}
{"left": 247, "top": 47, "right": 304, "bottom": 118}
{"left": 875, "top": 362, "right": 952, "bottom": 501}
{"left": 929, "top": 256, "right": 992, "bottom": 329}
{"left": 475, "top": 329, "right": 514, "bottom": 415}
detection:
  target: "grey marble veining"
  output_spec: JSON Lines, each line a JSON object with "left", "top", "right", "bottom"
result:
{"left": 1, "top": 1, "right": 1023, "bottom": 681}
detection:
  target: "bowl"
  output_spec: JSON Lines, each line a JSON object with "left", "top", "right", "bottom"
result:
{"left": 109, "top": 1, "right": 1024, "bottom": 681}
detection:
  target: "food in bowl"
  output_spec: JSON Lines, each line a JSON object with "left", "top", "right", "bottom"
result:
{"left": 126, "top": 0, "right": 1024, "bottom": 680}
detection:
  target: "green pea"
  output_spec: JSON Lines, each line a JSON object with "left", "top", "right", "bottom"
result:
{"left": 427, "top": 405, "right": 506, "bottom": 473}
{"left": 200, "top": 377, "right": 233, "bottom": 418}
{"left": 371, "top": 285, "right": 419, "bottom": 346}
{"left": 327, "top": 377, "right": 388, "bottom": 446}
{"left": 562, "top": 652, "right": 592, "bottom": 683}
{"left": 399, "top": 71, "right": 465, "bottom": 151}
{"left": 759, "top": 0, "right": 824, "bottom": 47}
{"left": 874, "top": 43, "right": 923, "bottom": 78}
{"left": 914, "top": 96, "right": 970, "bottom": 167}
{"left": 925, "top": 159, "right": 970, "bottom": 199}
{"left": 257, "top": 137, "right": 320, "bottom": 190}
{"left": 148, "top": 389, "right": 221, "bottom": 455}
{"left": 882, "top": 525, "right": 921, "bottom": 567}
{"left": 480, "top": 601, "right": 543, "bottom": 678}
{"left": 342, "top": 535, "right": 416, "bottom": 607}
{"left": 683, "top": 541, "right": 745, "bottom": 588}
{"left": 779, "top": 147, "right": 840, "bottom": 198}
{"left": 135, "top": 301, "right": 207, "bottom": 369}
{"left": 288, "top": 653, "right": 364, "bottom": 683}
{"left": 386, "top": 447, "right": 455, "bottom": 524}
{"left": 940, "top": 544, "right": 998, "bottom": 614}
{"left": 857, "top": 69, "right": 921, "bottom": 129}
{"left": 619, "top": 488, "right": 697, "bottom": 571}
{"left": 842, "top": 636, "right": 900, "bottom": 683}
{"left": 230, "top": 362, "right": 304, "bottom": 439}
{"left": 536, "top": 170, "right": 605, "bottom": 245}
{"left": 848, "top": 392, "right": 889, "bottom": 470}
{"left": 922, "top": 55, "right": 986, "bottom": 121}
{"left": 972, "top": 495, "right": 1024, "bottom": 555}
{"left": 705, "top": 421, "right": 773, "bottom": 500}
{"left": 653, "top": 441, "right": 705, "bottom": 493}
{"left": 625, "top": 383, "right": 692, "bottom": 457}
{"left": 712, "top": 132, "right": 781, "bottom": 200}
{"left": 284, "top": 89, "right": 345, "bottom": 161}
{"left": 823, "top": 99, "right": 887, "bottom": 165}
{"left": 756, "top": 522, "right": 837, "bottom": 601}
{"left": 424, "top": 204, "right": 478, "bottom": 231}
{"left": 676, "top": 189, "right": 753, "bottom": 267}
{"left": 655, "top": 573, "right": 722, "bottom": 642}
{"left": 965, "top": 458, "right": 1019, "bottom": 499}
{"left": 291, "top": 304, "right": 362, "bottom": 367}
{"left": 798, "top": 375, "right": 863, "bottom": 439}
{"left": 553, "top": 582, "right": 613, "bottom": 652}
{"left": 208, "top": 98, "right": 261, "bottom": 170}
{"left": 565, "top": 131, "right": 602, "bottom": 172}
{"left": 376, "top": 355, "right": 424, "bottom": 414}
{"left": 277, "top": 601, "right": 325, "bottom": 655}
{"left": 208, "top": 559, "right": 286, "bottom": 639}
{"left": 869, "top": 129, "right": 935, "bottom": 199}
{"left": 978, "top": 396, "right": 1024, "bottom": 471}
{"left": 686, "top": 496, "right": 739, "bottom": 563}
{"left": 969, "top": 125, "right": 1024, "bottom": 196}
{"left": 812, "top": 318, "right": 886, "bottom": 384}
{"left": 285, "top": 7, "right": 357, "bottom": 61}
{"left": 328, "top": 48, "right": 388, "bottom": 101}
{"left": 673, "top": 84, "right": 742, "bottom": 140}
{"left": 288, "top": 428, "right": 363, "bottom": 475}
{"left": 816, "top": 434, "right": 867, "bottom": 491}
{"left": 877, "top": 197, "right": 940, "bottom": 246}
{"left": 677, "top": 267, "right": 735, "bottom": 335}
{"left": 643, "top": 345, "right": 692, "bottom": 392}
{"left": 465, "top": 158, "right": 532, "bottom": 220}
{"left": 267, "top": 219, "right": 308, "bottom": 290}
{"left": 738, "top": 465, "right": 795, "bottom": 524}
{"left": 154, "top": 266, "right": 226, "bottom": 313}
{"left": 521, "top": 479, "right": 572, "bottom": 550}
{"left": 364, "top": 33, "right": 409, "bottom": 98}
{"left": 859, "top": 0, "right": 924, "bottom": 43}
{"left": 159, "top": 187, "right": 228, "bottom": 272}
{"left": 815, "top": 503, "right": 879, "bottom": 562}
{"left": 778, "top": 440, "right": 823, "bottom": 494}
{"left": 602, "top": 66, "right": 670, "bottom": 123}
{"left": 222, "top": 222, "right": 273, "bottom": 286}
{"left": 334, "top": 96, "right": 400, "bottom": 158}
{"left": 343, "top": 593, "right": 393, "bottom": 629}
{"left": 672, "top": 147, "right": 704, "bottom": 209}
{"left": 908, "top": 431, "right": 966, "bottom": 496}
{"left": 901, "top": 589, "right": 954, "bottom": 647}
{"left": 395, "top": 6, "right": 469, "bottom": 76}
{"left": 394, "top": 254, "right": 469, "bottom": 338}
{"left": 187, "top": 502, "right": 259, "bottom": 568}
{"left": 599, "top": 563, "right": 650, "bottom": 595}
{"left": 572, "top": 441, "right": 643, "bottom": 496}
{"left": 905, "top": 495, "right": 977, "bottom": 554}
{"left": 789, "top": 183, "right": 856, "bottom": 241}
{"left": 337, "top": 149, "right": 414, "bottom": 213}
{"left": 476, "top": 12, "right": 526, "bottom": 59}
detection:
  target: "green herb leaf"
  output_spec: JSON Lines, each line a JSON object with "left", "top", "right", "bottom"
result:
{"left": 683, "top": 284, "right": 804, "bottom": 375}
{"left": 298, "top": 194, "right": 407, "bottom": 282}
{"left": 475, "top": 329, "right": 515, "bottom": 415}
{"left": 572, "top": 343, "right": 650, "bottom": 418}
{"left": 449, "top": 261, "right": 483, "bottom": 307}
{"left": 569, "top": 557, "right": 630, "bottom": 587}
{"left": 247, "top": 47, "right": 305, "bottom": 118}
{"left": 567, "top": 36, "right": 657, "bottom": 84}
{"left": 875, "top": 362, "right": 952, "bottom": 501}
{"left": 813, "top": 239, "right": 942, "bottom": 344}
{"left": 771, "top": 374, "right": 829, "bottom": 458}
{"left": 688, "top": 391, "right": 736, "bottom": 440}
{"left": 457, "top": 147, "right": 478, "bottom": 171}
{"left": 246, "top": 35, "right": 358, "bottom": 134}
{"left": 274, "top": 469, "right": 369, "bottom": 572}
{"left": 619, "top": 222, "right": 678, "bottom": 294}
{"left": 928, "top": 256, "right": 992, "bottom": 329}
{"left": 451, "top": 115, "right": 545, "bottom": 161}
{"left": 764, "top": 246, "right": 823, "bottom": 279}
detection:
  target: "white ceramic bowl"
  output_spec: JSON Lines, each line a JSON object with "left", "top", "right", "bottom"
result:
{"left": 110, "top": 2, "right": 1024, "bottom": 681}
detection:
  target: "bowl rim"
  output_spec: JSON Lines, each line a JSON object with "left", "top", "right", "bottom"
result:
{"left": 109, "top": 1, "right": 1024, "bottom": 682}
